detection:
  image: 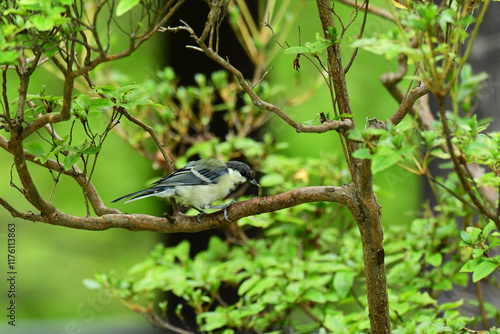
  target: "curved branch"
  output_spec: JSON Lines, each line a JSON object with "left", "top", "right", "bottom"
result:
{"left": 115, "top": 107, "right": 174, "bottom": 173}
{"left": 20, "top": 0, "right": 186, "bottom": 141}
{"left": 162, "top": 23, "right": 352, "bottom": 135}
{"left": 0, "top": 134, "right": 120, "bottom": 216}
{"left": 1, "top": 186, "right": 352, "bottom": 233}
{"left": 386, "top": 83, "right": 430, "bottom": 126}
{"left": 0, "top": 197, "right": 45, "bottom": 222}
{"left": 337, "top": 0, "right": 395, "bottom": 22}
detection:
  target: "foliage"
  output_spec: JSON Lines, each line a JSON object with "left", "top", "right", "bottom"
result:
{"left": 2, "top": 0, "right": 500, "bottom": 333}
{"left": 86, "top": 149, "right": 497, "bottom": 332}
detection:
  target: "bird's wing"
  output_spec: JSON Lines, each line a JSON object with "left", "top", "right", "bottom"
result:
{"left": 152, "top": 159, "right": 228, "bottom": 187}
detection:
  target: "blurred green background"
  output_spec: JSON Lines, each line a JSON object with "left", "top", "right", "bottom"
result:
{"left": 0, "top": 1, "right": 419, "bottom": 333}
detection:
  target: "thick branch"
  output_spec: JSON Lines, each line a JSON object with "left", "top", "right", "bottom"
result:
{"left": 2, "top": 186, "right": 352, "bottom": 233}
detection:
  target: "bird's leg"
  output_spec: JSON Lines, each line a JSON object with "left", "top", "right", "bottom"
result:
{"left": 192, "top": 207, "right": 207, "bottom": 223}
{"left": 206, "top": 201, "right": 236, "bottom": 222}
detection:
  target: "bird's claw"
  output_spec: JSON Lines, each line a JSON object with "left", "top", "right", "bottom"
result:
{"left": 222, "top": 201, "right": 236, "bottom": 222}
{"left": 196, "top": 202, "right": 236, "bottom": 223}
{"left": 197, "top": 211, "right": 205, "bottom": 223}
{"left": 223, "top": 206, "right": 232, "bottom": 222}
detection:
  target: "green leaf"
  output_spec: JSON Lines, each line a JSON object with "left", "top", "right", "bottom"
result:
{"left": 459, "top": 257, "right": 481, "bottom": 273}
{"left": 437, "top": 299, "right": 463, "bottom": 312}
{"left": 302, "top": 289, "right": 327, "bottom": 303}
{"left": 472, "top": 248, "right": 486, "bottom": 259}
{"left": 82, "top": 279, "right": 102, "bottom": 290}
{"left": 64, "top": 153, "right": 80, "bottom": 170}
{"left": 259, "top": 173, "right": 285, "bottom": 187}
{"left": 333, "top": 271, "right": 355, "bottom": 299}
{"left": 284, "top": 33, "right": 332, "bottom": 55}
{"left": 95, "top": 85, "right": 116, "bottom": 93}
{"left": 472, "top": 260, "right": 498, "bottom": 282}
{"left": 238, "top": 276, "right": 260, "bottom": 296}
{"left": 24, "top": 142, "right": 45, "bottom": 156}
{"left": 90, "top": 98, "right": 115, "bottom": 109}
{"left": 199, "top": 311, "right": 228, "bottom": 331}
{"left": 82, "top": 144, "right": 102, "bottom": 155}
{"left": 465, "top": 227, "right": 482, "bottom": 244}
{"left": 425, "top": 252, "right": 443, "bottom": 267}
{"left": 0, "top": 50, "right": 20, "bottom": 65}
{"left": 351, "top": 148, "right": 372, "bottom": 159}
{"left": 284, "top": 46, "right": 313, "bottom": 55}
{"left": 460, "top": 230, "right": 471, "bottom": 244}
{"left": 116, "top": 0, "right": 140, "bottom": 16}
{"left": 483, "top": 221, "right": 497, "bottom": 238}
{"left": 246, "top": 276, "right": 279, "bottom": 298}
{"left": 372, "top": 152, "right": 402, "bottom": 174}
{"left": 31, "top": 14, "right": 56, "bottom": 31}
{"left": 408, "top": 291, "right": 436, "bottom": 306}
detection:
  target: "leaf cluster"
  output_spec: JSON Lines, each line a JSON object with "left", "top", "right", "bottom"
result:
{"left": 85, "top": 150, "right": 497, "bottom": 332}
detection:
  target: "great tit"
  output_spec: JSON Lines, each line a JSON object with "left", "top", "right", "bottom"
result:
{"left": 112, "top": 158, "right": 259, "bottom": 221}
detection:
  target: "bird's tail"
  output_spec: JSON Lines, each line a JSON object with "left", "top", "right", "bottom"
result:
{"left": 112, "top": 187, "right": 173, "bottom": 204}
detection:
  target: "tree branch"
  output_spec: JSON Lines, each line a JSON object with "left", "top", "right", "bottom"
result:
{"left": 0, "top": 197, "right": 45, "bottom": 222}
{"left": 337, "top": 0, "right": 395, "bottom": 22}
{"left": 437, "top": 97, "right": 499, "bottom": 226}
{"left": 2, "top": 186, "right": 352, "bottom": 233}
{"left": 0, "top": 133, "right": 120, "bottom": 216}
{"left": 161, "top": 23, "right": 352, "bottom": 135}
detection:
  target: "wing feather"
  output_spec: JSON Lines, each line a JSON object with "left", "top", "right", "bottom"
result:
{"left": 152, "top": 159, "right": 228, "bottom": 187}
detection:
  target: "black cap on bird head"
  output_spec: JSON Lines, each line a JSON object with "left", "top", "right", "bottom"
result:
{"left": 225, "top": 161, "right": 258, "bottom": 186}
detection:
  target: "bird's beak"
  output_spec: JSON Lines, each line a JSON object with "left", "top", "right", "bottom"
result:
{"left": 249, "top": 179, "right": 262, "bottom": 197}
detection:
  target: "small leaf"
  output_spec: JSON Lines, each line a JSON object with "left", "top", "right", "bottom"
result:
{"left": 459, "top": 257, "right": 481, "bottom": 272}
{"left": 303, "top": 289, "right": 327, "bottom": 303}
{"left": 372, "top": 152, "right": 402, "bottom": 174}
{"left": 352, "top": 148, "right": 372, "bottom": 159}
{"left": 472, "top": 260, "right": 498, "bottom": 282}
{"left": 0, "top": 50, "right": 20, "bottom": 65}
{"left": 24, "top": 142, "right": 45, "bottom": 156}
{"left": 82, "top": 145, "right": 102, "bottom": 155}
{"left": 259, "top": 173, "right": 285, "bottom": 187}
{"left": 83, "top": 279, "right": 102, "bottom": 290}
{"left": 437, "top": 299, "right": 463, "bottom": 312}
{"left": 90, "top": 98, "right": 115, "bottom": 109}
{"left": 31, "top": 15, "right": 56, "bottom": 31}
{"left": 483, "top": 221, "right": 497, "bottom": 238}
{"left": 460, "top": 230, "right": 471, "bottom": 244}
{"left": 425, "top": 252, "right": 443, "bottom": 267}
{"left": 245, "top": 277, "right": 279, "bottom": 298}
{"left": 468, "top": 227, "right": 482, "bottom": 244}
{"left": 284, "top": 46, "right": 310, "bottom": 55}
{"left": 64, "top": 153, "right": 80, "bottom": 169}
{"left": 116, "top": 0, "right": 140, "bottom": 16}
{"left": 333, "top": 271, "right": 355, "bottom": 299}
{"left": 472, "top": 248, "right": 486, "bottom": 259}
{"left": 347, "top": 129, "right": 365, "bottom": 142}
{"left": 199, "top": 311, "right": 228, "bottom": 331}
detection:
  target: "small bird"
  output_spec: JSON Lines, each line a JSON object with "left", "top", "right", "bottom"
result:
{"left": 112, "top": 158, "right": 259, "bottom": 221}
